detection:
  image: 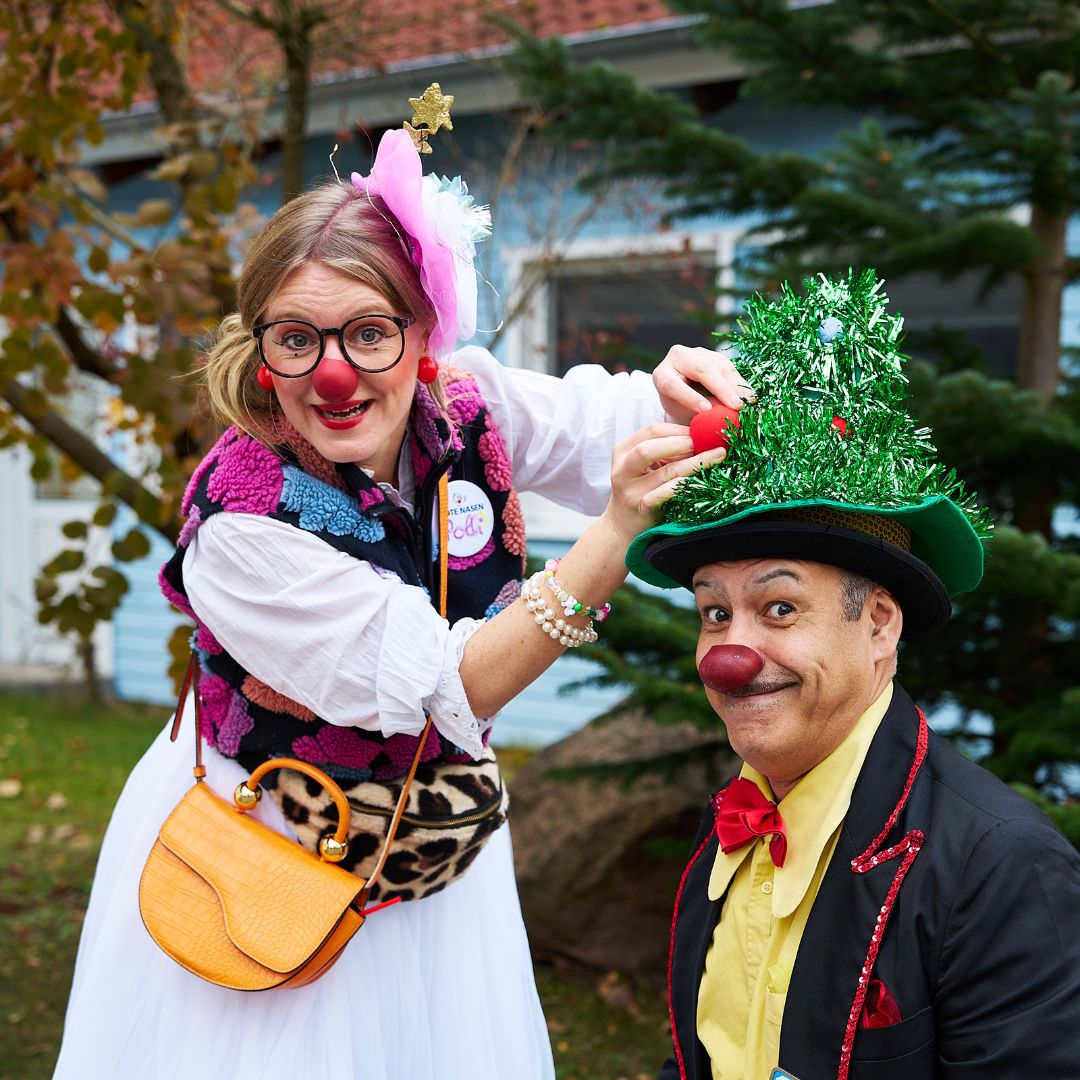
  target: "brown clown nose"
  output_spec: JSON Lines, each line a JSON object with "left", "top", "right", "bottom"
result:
{"left": 698, "top": 645, "right": 765, "bottom": 693}
{"left": 312, "top": 356, "right": 360, "bottom": 402}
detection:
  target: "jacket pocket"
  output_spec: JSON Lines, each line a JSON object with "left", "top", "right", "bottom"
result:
{"left": 850, "top": 1004, "right": 935, "bottom": 1063}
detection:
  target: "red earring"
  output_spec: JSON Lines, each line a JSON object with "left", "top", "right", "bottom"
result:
{"left": 256, "top": 365, "right": 274, "bottom": 391}
{"left": 417, "top": 355, "right": 440, "bottom": 384}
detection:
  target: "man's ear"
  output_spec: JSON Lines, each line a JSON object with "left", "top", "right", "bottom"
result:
{"left": 867, "top": 587, "right": 903, "bottom": 660}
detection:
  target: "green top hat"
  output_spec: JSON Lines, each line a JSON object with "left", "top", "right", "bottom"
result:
{"left": 626, "top": 269, "right": 992, "bottom": 639}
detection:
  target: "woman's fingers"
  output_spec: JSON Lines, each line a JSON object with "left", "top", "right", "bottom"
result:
{"left": 613, "top": 424, "right": 727, "bottom": 483}
{"left": 606, "top": 422, "right": 728, "bottom": 539}
{"left": 653, "top": 345, "right": 755, "bottom": 422}
{"left": 625, "top": 432, "right": 695, "bottom": 474}
{"left": 639, "top": 445, "right": 727, "bottom": 494}
{"left": 611, "top": 421, "right": 691, "bottom": 470}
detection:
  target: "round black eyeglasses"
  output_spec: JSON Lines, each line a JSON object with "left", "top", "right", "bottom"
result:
{"left": 252, "top": 314, "right": 417, "bottom": 377}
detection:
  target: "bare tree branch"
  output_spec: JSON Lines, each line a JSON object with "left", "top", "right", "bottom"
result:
{"left": 215, "top": 0, "right": 277, "bottom": 30}
{"left": 919, "top": 0, "right": 1011, "bottom": 67}
{"left": 54, "top": 173, "right": 147, "bottom": 253}
{"left": 211, "top": 0, "right": 330, "bottom": 199}
{"left": 0, "top": 206, "right": 123, "bottom": 382}
{"left": 2, "top": 380, "right": 179, "bottom": 543}
{"left": 55, "top": 309, "right": 122, "bottom": 381}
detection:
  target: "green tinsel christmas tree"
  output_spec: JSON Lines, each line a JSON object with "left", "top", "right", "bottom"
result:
{"left": 663, "top": 268, "right": 992, "bottom": 540}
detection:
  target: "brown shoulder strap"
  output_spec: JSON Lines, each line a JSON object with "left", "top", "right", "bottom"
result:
{"left": 171, "top": 653, "right": 205, "bottom": 781}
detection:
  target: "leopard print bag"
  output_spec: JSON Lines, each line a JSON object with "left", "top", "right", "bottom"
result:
{"left": 264, "top": 747, "right": 508, "bottom": 903}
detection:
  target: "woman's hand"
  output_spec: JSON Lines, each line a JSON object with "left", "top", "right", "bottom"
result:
{"left": 653, "top": 345, "right": 754, "bottom": 424}
{"left": 602, "top": 422, "right": 728, "bottom": 542}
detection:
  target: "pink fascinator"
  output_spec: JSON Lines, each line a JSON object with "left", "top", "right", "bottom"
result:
{"left": 351, "top": 129, "right": 491, "bottom": 359}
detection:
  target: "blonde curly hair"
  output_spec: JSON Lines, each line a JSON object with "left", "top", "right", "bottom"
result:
{"left": 204, "top": 182, "right": 440, "bottom": 445}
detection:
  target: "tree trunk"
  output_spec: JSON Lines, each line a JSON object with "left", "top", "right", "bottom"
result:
{"left": 1017, "top": 204, "right": 1067, "bottom": 399}
{"left": 993, "top": 202, "right": 1066, "bottom": 767}
{"left": 110, "top": 0, "right": 194, "bottom": 127}
{"left": 78, "top": 634, "right": 102, "bottom": 702}
{"left": 281, "top": 32, "right": 311, "bottom": 202}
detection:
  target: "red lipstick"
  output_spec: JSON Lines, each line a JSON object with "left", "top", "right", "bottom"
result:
{"left": 311, "top": 400, "right": 369, "bottom": 430}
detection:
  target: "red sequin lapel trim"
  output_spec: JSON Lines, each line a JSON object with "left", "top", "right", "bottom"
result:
{"left": 836, "top": 708, "right": 929, "bottom": 1080}
{"left": 668, "top": 833, "right": 714, "bottom": 1080}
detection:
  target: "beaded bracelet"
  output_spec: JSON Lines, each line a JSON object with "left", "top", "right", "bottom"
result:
{"left": 542, "top": 559, "right": 612, "bottom": 623}
{"left": 521, "top": 572, "right": 599, "bottom": 648}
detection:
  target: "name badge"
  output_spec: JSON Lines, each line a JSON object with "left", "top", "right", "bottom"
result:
{"left": 443, "top": 480, "right": 494, "bottom": 558}
{"left": 771, "top": 1069, "right": 802, "bottom": 1080}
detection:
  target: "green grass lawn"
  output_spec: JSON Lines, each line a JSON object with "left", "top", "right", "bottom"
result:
{"left": 0, "top": 691, "right": 667, "bottom": 1080}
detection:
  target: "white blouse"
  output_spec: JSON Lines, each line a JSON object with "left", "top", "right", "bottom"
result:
{"left": 184, "top": 346, "right": 666, "bottom": 756}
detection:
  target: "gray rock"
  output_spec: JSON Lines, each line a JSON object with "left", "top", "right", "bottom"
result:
{"left": 507, "top": 708, "right": 735, "bottom": 975}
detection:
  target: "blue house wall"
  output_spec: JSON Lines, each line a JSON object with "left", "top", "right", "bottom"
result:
{"left": 107, "top": 97, "right": 1080, "bottom": 744}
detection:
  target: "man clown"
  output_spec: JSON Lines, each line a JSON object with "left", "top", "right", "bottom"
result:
{"left": 627, "top": 271, "right": 1080, "bottom": 1080}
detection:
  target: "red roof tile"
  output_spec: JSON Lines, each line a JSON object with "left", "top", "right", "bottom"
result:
{"left": 149, "top": 0, "right": 675, "bottom": 107}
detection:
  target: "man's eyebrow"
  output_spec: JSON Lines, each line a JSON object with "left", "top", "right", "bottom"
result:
{"left": 751, "top": 567, "right": 802, "bottom": 587}
{"left": 692, "top": 575, "right": 722, "bottom": 592}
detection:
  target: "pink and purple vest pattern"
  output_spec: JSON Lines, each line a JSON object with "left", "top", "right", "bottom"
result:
{"left": 159, "top": 370, "right": 527, "bottom": 781}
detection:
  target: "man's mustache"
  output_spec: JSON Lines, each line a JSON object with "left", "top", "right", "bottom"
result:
{"left": 725, "top": 674, "right": 799, "bottom": 697}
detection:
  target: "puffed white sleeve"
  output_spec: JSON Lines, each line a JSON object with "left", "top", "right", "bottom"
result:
{"left": 453, "top": 345, "right": 667, "bottom": 515}
{"left": 183, "top": 513, "right": 488, "bottom": 758}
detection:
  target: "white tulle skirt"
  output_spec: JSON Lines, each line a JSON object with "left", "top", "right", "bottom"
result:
{"left": 54, "top": 722, "right": 555, "bottom": 1080}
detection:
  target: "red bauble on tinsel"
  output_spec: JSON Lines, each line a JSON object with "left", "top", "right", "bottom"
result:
{"left": 832, "top": 416, "right": 850, "bottom": 436}
{"left": 689, "top": 400, "right": 741, "bottom": 454}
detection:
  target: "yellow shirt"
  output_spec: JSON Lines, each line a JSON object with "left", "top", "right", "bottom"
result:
{"left": 696, "top": 683, "right": 894, "bottom": 1080}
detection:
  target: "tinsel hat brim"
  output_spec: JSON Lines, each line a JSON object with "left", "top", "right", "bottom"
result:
{"left": 626, "top": 495, "right": 985, "bottom": 640}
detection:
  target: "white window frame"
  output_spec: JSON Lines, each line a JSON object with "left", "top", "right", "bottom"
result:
{"left": 499, "top": 228, "right": 737, "bottom": 540}
{"left": 501, "top": 228, "right": 739, "bottom": 375}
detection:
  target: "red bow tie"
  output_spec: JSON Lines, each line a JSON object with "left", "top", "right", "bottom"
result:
{"left": 713, "top": 777, "right": 788, "bottom": 868}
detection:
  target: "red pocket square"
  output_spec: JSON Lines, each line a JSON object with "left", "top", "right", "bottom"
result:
{"left": 859, "top": 979, "right": 902, "bottom": 1029}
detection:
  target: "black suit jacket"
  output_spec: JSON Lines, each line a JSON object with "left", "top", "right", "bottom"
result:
{"left": 660, "top": 684, "right": 1080, "bottom": 1080}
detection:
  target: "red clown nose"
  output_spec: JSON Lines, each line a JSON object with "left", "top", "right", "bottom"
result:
{"left": 312, "top": 356, "right": 360, "bottom": 402}
{"left": 698, "top": 644, "right": 765, "bottom": 693}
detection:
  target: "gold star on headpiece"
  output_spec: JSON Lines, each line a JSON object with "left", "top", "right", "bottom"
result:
{"left": 405, "top": 83, "right": 455, "bottom": 154}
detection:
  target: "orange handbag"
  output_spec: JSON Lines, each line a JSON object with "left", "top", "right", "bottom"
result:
{"left": 138, "top": 476, "right": 449, "bottom": 991}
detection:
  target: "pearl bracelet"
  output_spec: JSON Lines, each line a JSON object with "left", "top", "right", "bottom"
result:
{"left": 543, "top": 559, "right": 612, "bottom": 622}
{"left": 521, "top": 572, "right": 599, "bottom": 648}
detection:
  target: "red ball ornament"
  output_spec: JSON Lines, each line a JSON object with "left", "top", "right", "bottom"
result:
{"left": 689, "top": 400, "right": 741, "bottom": 454}
{"left": 698, "top": 644, "right": 765, "bottom": 694}
{"left": 256, "top": 365, "right": 275, "bottom": 392}
{"left": 831, "top": 416, "right": 850, "bottom": 437}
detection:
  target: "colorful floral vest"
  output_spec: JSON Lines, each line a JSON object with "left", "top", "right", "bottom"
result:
{"left": 160, "top": 370, "right": 527, "bottom": 781}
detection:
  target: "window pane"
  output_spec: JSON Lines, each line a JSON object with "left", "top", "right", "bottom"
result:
{"left": 551, "top": 259, "right": 716, "bottom": 377}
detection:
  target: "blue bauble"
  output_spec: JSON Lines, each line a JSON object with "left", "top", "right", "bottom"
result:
{"left": 818, "top": 316, "right": 844, "bottom": 344}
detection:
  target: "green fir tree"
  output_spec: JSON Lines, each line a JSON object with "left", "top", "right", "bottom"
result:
{"left": 503, "top": 4, "right": 1080, "bottom": 831}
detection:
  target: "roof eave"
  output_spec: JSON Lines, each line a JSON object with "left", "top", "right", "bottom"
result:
{"left": 85, "top": 15, "right": 742, "bottom": 166}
